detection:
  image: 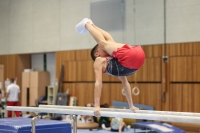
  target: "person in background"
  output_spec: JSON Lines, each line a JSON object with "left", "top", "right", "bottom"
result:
{"left": 98, "top": 103, "right": 131, "bottom": 133}
{"left": 101, "top": 117, "right": 131, "bottom": 133}
{"left": 98, "top": 103, "right": 111, "bottom": 129}
{"left": 79, "top": 102, "right": 98, "bottom": 123}
{"left": 0, "top": 90, "right": 1, "bottom": 117}
{"left": 6, "top": 78, "right": 21, "bottom": 117}
{"left": 0, "top": 89, "right": 2, "bottom": 104}
{"left": 0, "top": 89, "right": 3, "bottom": 109}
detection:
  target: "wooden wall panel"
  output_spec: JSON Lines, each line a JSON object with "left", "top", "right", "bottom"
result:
{"left": 167, "top": 43, "right": 176, "bottom": 56}
{"left": 133, "top": 58, "right": 161, "bottom": 82}
{"left": 63, "top": 83, "right": 94, "bottom": 106}
{"left": 167, "top": 42, "right": 200, "bottom": 56}
{"left": 63, "top": 61, "right": 77, "bottom": 81}
{"left": 63, "top": 82, "right": 162, "bottom": 109}
{"left": 193, "top": 85, "right": 200, "bottom": 112}
{"left": 63, "top": 83, "right": 76, "bottom": 95}
{"left": 110, "top": 83, "right": 126, "bottom": 103}
{"left": 0, "top": 54, "right": 31, "bottom": 101}
{"left": 77, "top": 61, "right": 87, "bottom": 81}
{"left": 131, "top": 84, "right": 161, "bottom": 110}
{"left": 102, "top": 73, "right": 111, "bottom": 81}
{"left": 0, "top": 65, "right": 4, "bottom": 91}
{"left": 100, "top": 84, "right": 111, "bottom": 105}
{"left": 170, "top": 56, "right": 200, "bottom": 82}
{"left": 142, "top": 45, "right": 162, "bottom": 57}
{"left": 152, "top": 45, "right": 162, "bottom": 57}
{"left": 182, "top": 84, "right": 193, "bottom": 112}
{"left": 170, "top": 57, "right": 186, "bottom": 82}
{"left": 6, "top": 55, "right": 17, "bottom": 79}
{"left": 77, "top": 61, "right": 94, "bottom": 81}
{"left": 56, "top": 42, "right": 200, "bottom": 113}
{"left": 169, "top": 84, "right": 200, "bottom": 112}
{"left": 0, "top": 55, "right": 21, "bottom": 85}
{"left": 196, "top": 57, "right": 200, "bottom": 81}
{"left": 182, "top": 84, "right": 200, "bottom": 112}
{"left": 0, "top": 56, "right": 7, "bottom": 64}
{"left": 59, "top": 51, "right": 76, "bottom": 61}
{"left": 169, "top": 84, "right": 182, "bottom": 111}
{"left": 169, "top": 57, "right": 176, "bottom": 82}
{"left": 0, "top": 56, "right": 7, "bottom": 82}
{"left": 86, "top": 61, "right": 96, "bottom": 81}
{"left": 75, "top": 50, "right": 91, "bottom": 60}
{"left": 63, "top": 83, "right": 163, "bottom": 109}
{"left": 63, "top": 83, "right": 110, "bottom": 106}
{"left": 103, "top": 74, "right": 118, "bottom": 82}
{"left": 84, "top": 84, "right": 95, "bottom": 105}
{"left": 127, "top": 73, "right": 136, "bottom": 83}
{"left": 75, "top": 83, "right": 88, "bottom": 106}
{"left": 62, "top": 60, "right": 120, "bottom": 82}
{"left": 192, "top": 56, "right": 198, "bottom": 81}
{"left": 193, "top": 42, "right": 200, "bottom": 55}
{"left": 56, "top": 51, "right": 76, "bottom": 79}
{"left": 0, "top": 56, "right": 6, "bottom": 91}
{"left": 57, "top": 45, "right": 163, "bottom": 83}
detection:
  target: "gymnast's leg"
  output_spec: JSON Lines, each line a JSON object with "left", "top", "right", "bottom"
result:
{"left": 76, "top": 18, "right": 124, "bottom": 56}
{"left": 118, "top": 76, "right": 139, "bottom": 112}
{"left": 86, "top": 22, "right": 125, "bottom": 55}
{"left": 92, "top": 24, "right": 115, "bottom": 42}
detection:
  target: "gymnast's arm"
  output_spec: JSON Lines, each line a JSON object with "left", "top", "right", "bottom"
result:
{"left": 93, "top": 57, "right": 104, "bottom": 117}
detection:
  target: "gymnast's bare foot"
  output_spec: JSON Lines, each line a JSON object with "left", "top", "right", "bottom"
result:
{"left": 94, "top": 106, "right": 101, "bottom": 117}
{"left": 130, "top": 106, "right": 139, "bottom": 113}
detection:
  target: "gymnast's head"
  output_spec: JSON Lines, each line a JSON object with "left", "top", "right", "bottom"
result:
{"left": 90, "top": 44, "right": 109, "bottom": 61}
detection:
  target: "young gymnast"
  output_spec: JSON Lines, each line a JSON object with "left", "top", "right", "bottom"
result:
{"left": 75, "top": 18, "right": 145, "bottom": 117}
{"left": 98, "top": 103, "right": 130, "bottom": 133}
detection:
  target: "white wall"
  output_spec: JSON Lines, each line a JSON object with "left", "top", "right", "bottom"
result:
{"left": 134, "top": 0, "right": 165, "bottom": 45}
{"left": 0, "top": 0, "right": 200, "bottom": 55}
{"left": 133, "top": 0, "right": 200, "bottom": 45}
{"left": 166, "top": 0, "right": 200, "bottom": 43}
{"left": 31, "top": 53, "right": 56, "bottom": 84}
{"left": 0, "top": 0, "right": 9, "bottom": 55}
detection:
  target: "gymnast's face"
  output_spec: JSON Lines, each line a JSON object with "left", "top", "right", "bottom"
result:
{"left": 94, "top": 45, "right": 109, "bottom": 57}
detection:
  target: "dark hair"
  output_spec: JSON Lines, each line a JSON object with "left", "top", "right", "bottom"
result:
{"left": 100, "top": 103, "right": 109, "bottom": 108}
{"left": 90, "top": 44, "right": 98, "bottom": 61}
{"left": 10, "top": 78, "right": 15, "bottom": 83}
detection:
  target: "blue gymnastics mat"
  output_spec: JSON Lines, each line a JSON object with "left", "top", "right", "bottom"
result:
{"left": 133, "top": 122, "right": 185, "bottom": 133}
{"left": 0, "top": 118, "right": 71, "bottom": 133}
{"left": 72, "top": 128, "right": 150, "bottom": 133}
